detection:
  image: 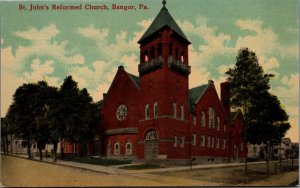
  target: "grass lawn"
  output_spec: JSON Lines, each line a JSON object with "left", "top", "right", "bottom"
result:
{"left": 119, "top": 164, "right": 163, "bottom": 170}
{"left": 64, "top": 157, "right": 132, "bottom": 166}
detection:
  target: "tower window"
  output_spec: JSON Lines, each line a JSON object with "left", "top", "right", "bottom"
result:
{"left": 158, "top": 43, "right": 162, "bottom": 56}
{"left": 181, "top": 51, "right": 185, "bottom": 62}
{"left": 154, "top": 102, "right": 158, "bottom": 118}
{"left": 145, "top": 104, "right": 150, "bottom": 119}
{"left": 169, "top": 43, "right": 173, "bottom": 56}
{"left": 144, "top": 50, "right": 148, "bottom": 62}
{"left": 150, "top": 46, "right": 155, "bottom": 59}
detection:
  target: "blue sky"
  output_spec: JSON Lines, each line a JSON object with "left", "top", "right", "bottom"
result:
{"left": 1, "top": 0, "right": 299, "bottom": 141}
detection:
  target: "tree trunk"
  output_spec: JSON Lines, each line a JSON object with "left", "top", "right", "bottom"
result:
{"left": 10, "top": 134, "right": 13, "bottom": 154}
{"left": 27, "top": 142, "right": 32, "bottom": 159}
{"left": 2, "top": 137, "right": 6, "bottom": 154}
{"left": 266, "top": 144, "right": 270, "bottom": 177}
{"left": 39, "top": 147, "right": 43, "bottom": 160}
{"left": 53, "top": 142, "right": 58, "bottom": 162}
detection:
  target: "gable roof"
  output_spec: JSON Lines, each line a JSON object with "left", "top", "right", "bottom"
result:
{"left": 188, "top": 84, "right": 208, "bottom": 110}
{"left": 127, "top": 72, "right": 140, "bottom": 89}
{"left": 138, "top": 6, "right": 191, "bottom": 44}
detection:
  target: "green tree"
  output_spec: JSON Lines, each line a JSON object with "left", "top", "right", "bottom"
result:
{"left": 6, "top": 83, "right": 39, "bottom": 159}
{"left": 225, "top": 47, "right": 274, "bottom": 182}
{"left": 1, "top": 117, "right": 10, "bottom": 154}
{"left": 5, "top": 81, "right": 59, "bottom": 160}
{"left": 248, "top": 92, "right": 290, "bottom": 175}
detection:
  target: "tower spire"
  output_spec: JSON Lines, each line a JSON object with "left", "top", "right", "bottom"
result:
{"left": 162, "top": 0, "right": 166, "bottom": 8}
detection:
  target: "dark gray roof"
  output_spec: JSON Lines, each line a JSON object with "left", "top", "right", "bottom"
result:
{"left": 188, "top": 84, "right": 208, "bottom": 110}
{"left": 138, "top": 6, "right": 191, "bottom": 44}
{"left": 127, "top": 73, "right": 140, "bottom": 88}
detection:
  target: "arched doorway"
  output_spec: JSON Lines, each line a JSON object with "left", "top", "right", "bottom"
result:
{"left": 144, "top": 130, "right": 159, "bottom": 160}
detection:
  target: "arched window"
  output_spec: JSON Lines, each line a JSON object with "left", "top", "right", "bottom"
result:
{"left": 173, "top": 135, "right": 177, "bottom": 147}
{"left": 169, "top": 43, "right": 173, "bottom": 56}
{"left": 192, "top": 134, "right": 196, "bottom": 145}
{"left": 158, "top": 43, "right": 162, "bottom": 56}
{"left": 208, "top": 107, "right": 215, "bottom": 128}
{"left": 154, "top": 102, "right": 158, "bottom": 118}
{"left": 201, "top": 111, "right": 205, "bottom": 127}
{"left": 217, "top": 116, "right": 220, "bottom": 131}
{"left": 173, "top": 102, "right": 177, "bottom": 118}
{"left": 125, "top": 142, "right": 132, "bottom": 155}
{"left": 180, "top": 137, "right": 185, "bottom": 148}
{"left": 200, "top": 135, "right": 205, "bottom": 146}
{"left": 181, "top": 51, "right": 185, "bottom": 62}
{"left": 114, "top": 142, "right": 120, "bottom": 155}
{"left": 145, "top": 130, "right": 158, "bottom": 140}
{"left": 145, "top": 104, "right": 150, "bottom": 119}
{"left": 150, "top": 46, "right": 155, "bottom": 59}
{"left": 180, "top": 105, "right": 184, "bottom": 120}
{"left": 144, "top": 50, "right": 148, "bottom": 62}
{"left": 192, "top": 114, "right": 197, "bottom": 125}
{"left": 107, "top": 143, "right": 111, "bottom": 156}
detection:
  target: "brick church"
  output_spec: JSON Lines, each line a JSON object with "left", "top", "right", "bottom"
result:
{"left": 87, "top": 1, "right": 246, "bottom": 164}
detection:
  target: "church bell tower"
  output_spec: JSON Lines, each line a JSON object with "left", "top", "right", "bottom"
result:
{"left": 138, "top": 0, "right": 191, "bottom": 118}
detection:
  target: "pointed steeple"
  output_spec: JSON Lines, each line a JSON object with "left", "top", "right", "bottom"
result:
{"left": 138, "top": 1, "right": 191, "bottom": 44}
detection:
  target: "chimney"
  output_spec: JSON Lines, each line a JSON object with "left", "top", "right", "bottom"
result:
{"left": 220, "top": 82, "right": 230, "bottom": 121}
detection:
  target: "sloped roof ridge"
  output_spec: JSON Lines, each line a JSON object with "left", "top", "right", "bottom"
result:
{"left": 188, "top": 84, "right": 209, "bottom": 110}
{"left": 138, "top": 6, "right": 190, "bottom": 44}
{"left": 127, "top": 72, "right": 140, "bottom": 89}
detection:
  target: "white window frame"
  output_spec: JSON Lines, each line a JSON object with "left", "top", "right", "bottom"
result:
{"left": 222, "top": 139, "right": 226, "bottom": 149}
{"left": 201, "top": 111, "right": 205, "bottom": 127}
{"left": 217, "top": 117, "right": 220, "bottom": 131}
{"left": 125, "top": 142, "right": 132, "bottom": 155}
{"left": 201, "top": 135, "right": 205, "bottom": 147}
{"left": 180, "top": 137, "right": 184, "bottom": 148}
{"left": 107, "top": 143, "right": 111, "bottom": 156}
{"left": 145, "top": 104, "right": 150, "bottom": 119}
{"left": 192, "top": 114, "right": 196, "bottom": 125}
{"left": 207, "top": 136, "right": 211, "bottom": 148}
{"left": 216, "top": 138, "right": 220, "bottom": 148}
{"left": 209, "top": 107, "right": 215, "bottom": 128}
{"left": 180, "top": 105, "right": 184, "bottom": 120}
{"left": 154, "top": 102, "right": 158, "bottom": 118}
{"left": 192, "top": 134, "right": 196, "bottom": 145}
{"left": 173, "top": 136, "right": 177, "bottom": 147}
{"left": 114, "top": 142, "right": 120, "bottom": 155}
{"left": 173, "top": 102, "right": 177, "bottom": 118}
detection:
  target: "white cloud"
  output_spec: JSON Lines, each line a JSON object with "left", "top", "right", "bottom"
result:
{"left": 15, "top": 24, "right": 84, "bottom": 65}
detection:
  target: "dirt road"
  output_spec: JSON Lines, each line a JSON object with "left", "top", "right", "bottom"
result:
{"left": 1, "top": 155, "right": 213, "bottom": 187}
{"left": 1, "top": 155, "right": 298, "bottom": 187}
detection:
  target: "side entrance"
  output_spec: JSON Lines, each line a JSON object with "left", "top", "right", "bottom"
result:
{"left": 144, "top": 130, "right": 159, "bottom": 160}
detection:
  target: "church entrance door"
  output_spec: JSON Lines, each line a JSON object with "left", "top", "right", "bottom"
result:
{"left": 144, "top": 130, "right": 159, "bottom": 160}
